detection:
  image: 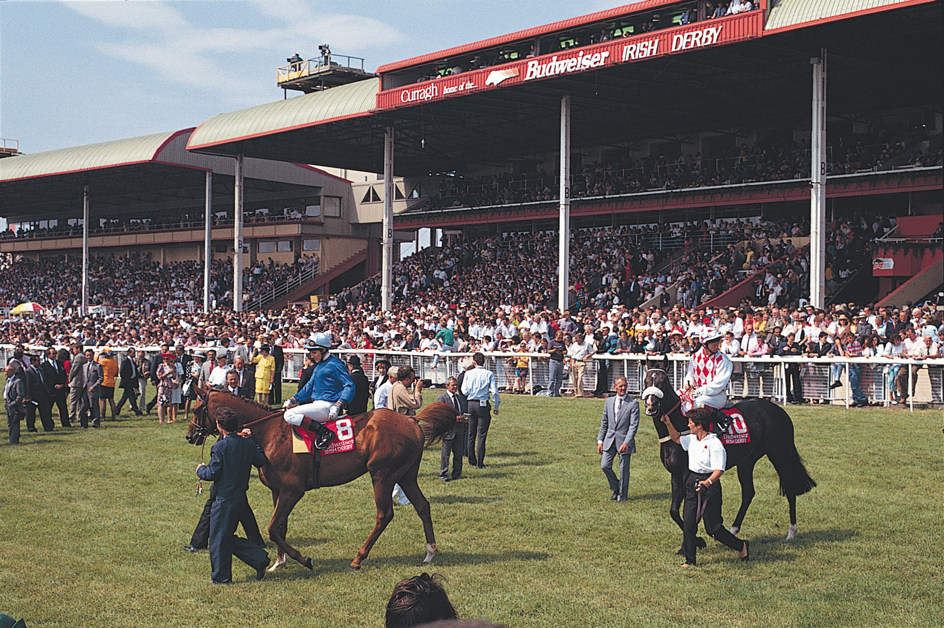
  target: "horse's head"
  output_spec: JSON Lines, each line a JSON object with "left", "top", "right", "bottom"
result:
{"left": 642, "top": 367, "right": 671, "bottom": 418}
{"left": 186, "top": 387, "right": 217, "bottom": 446}
{"left": 642, "top": 365, "right": 686, "bottom": 441}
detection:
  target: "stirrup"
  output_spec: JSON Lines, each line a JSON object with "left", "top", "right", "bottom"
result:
{"left": 313, "top": 424, "right": 336, "bottom": 450}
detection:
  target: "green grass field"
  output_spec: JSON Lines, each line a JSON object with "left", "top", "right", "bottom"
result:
{"left": 1, "top": 387, "right": 941, "bottom": 628}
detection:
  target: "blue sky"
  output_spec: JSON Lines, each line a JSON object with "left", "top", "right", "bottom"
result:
{"left": 0, "top": 0, "right": 627, "bottom": 155}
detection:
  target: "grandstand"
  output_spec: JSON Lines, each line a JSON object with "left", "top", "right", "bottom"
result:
{"left": 187, "top": 0, "right": 942, "bottom": 311}
{"left": 1, "top": 0, "right": 941, "bottom": 314}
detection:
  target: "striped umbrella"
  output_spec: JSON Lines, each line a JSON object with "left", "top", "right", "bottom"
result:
{"left": 10, "top": 302, "right": 45, "bottom": 314}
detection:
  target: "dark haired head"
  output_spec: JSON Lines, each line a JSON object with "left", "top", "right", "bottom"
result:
{"left": 687, "top": 407, "right": 713, "bottom": 432}
{"left": 473, "top": 352, "right": 485, "bottom": 366}
{"left": 385, "top": 573, "right": 457, "bottom": 628}
{"left": 214, "top": 406, "right": 239, "bottom": 433}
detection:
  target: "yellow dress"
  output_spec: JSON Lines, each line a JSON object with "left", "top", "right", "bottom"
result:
{"left": 252, "top": 354, "right": 276, "bottom": 394}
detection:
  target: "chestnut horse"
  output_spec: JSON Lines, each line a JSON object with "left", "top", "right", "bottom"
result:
{"left": 186, "top": 388, "right": 456, "bottom": 571}
{"left": 642, "top": 367, "right": 816, "bottom": 545}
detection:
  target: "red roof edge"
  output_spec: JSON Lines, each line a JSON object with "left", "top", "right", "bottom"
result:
{"left": 152, "top": 128, "right": 196, "bottom": 161}
{"left": 376, "top": 0, "right": 685, "bottom": 73}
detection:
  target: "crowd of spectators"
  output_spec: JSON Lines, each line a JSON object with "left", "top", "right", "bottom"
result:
{"left": 0, "top": 207, "right": 314, "bottom": 241}
{"left": 430, "top": 132, "right": 940, "bottom": 212}
{"left": 0, "top": 253, "right": 318, "bottom": 312}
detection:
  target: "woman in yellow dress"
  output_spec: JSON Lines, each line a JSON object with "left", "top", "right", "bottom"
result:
{"left": 252, "top": 343, "right": 276, "bottom": 404}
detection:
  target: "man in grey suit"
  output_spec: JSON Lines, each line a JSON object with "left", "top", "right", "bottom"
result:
{"left": 68, "top": 342, "right": 87, "bottom": 426}
{"left": 597, "top": 376, "right": 639, "bottom": 502}
{"left": 436, "top": 376, "right": 468, "bottom": 482}
{"left": 81, "top": 348, "right": 104, "bottom": 429}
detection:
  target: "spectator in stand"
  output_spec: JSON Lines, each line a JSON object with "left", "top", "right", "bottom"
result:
{"left": 777, "top": 332, "right": 804, "bottom": 404}
{"left": 566, "top": 332, "right": 592, "bottom": 398}
{"left": 898, "top": 326, "right": 927, "bottom": 403}
{"left": 837, "top": 330, "right": 869, "bottom": 407}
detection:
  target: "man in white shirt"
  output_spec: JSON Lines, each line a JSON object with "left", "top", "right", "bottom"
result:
{"left": 207, "top": 354, "right": 232, "bottom": 389}
{"left": 566, "top": 332, "right": 594, "bottom": 398}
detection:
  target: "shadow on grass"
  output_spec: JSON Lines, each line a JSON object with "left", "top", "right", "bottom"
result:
{"left": 629, "top": 491, "right": 674, "bottom": 502}
{"left": 264, "top": 549, "right": 550, "bottom": 578}
{"left": 428, "top": 494, "right": 501, "bottom": 505}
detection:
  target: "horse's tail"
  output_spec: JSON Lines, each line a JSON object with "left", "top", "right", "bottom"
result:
{"left": 764, "top": 403, "right": 817, "bottom": 497}
{"left": 415, "top": 402, "right": 458, "bottom": 448}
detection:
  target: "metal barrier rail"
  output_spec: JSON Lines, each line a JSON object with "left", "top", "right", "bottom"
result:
{"left": 3, "top": 345, "right": 940, "bottom": 412}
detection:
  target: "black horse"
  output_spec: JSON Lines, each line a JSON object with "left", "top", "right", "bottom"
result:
{"left": 642, "top": 367, "right": 816, "bottom": 543}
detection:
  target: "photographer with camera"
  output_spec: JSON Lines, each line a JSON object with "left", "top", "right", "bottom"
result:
{"left": 660, "top": 407, "right": 749, "bottom": 567}
{"left": 389, "top": 365, "right": 424, "bottom": 417}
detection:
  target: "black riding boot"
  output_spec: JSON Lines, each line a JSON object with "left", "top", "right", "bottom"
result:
{"left": 710, "top": 407, "right": 732, "bottom": 435}
{"left": 301, "top": 418, "right": 336, "bottom": 450}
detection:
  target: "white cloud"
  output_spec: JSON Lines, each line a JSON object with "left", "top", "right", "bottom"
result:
{"left": 62, "top": 0, "right": 404, "bottom": 98}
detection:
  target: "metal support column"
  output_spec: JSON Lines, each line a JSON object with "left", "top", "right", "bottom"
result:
{"left": 810, "top": 50, "right": 827, "bottom": 309}
{"left": 204, "top": 170, "right": 213, "bottom": 313}
{"left": 382, "top": 127, "right": 394, "bottom": 312}
{"left": 234, "top": 155, "right": 244, "bottom": 312}
{"left": 558, "top": 94, "right": 571, "bottom": 311}
{"left": 82, "top": 185, "right": 89, "bottom": 316}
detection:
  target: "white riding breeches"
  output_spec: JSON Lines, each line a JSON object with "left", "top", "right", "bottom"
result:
{"left": 283, "top": 400, "right": 334, "bottom": 426}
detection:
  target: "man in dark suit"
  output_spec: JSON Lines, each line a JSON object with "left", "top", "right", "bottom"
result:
{"left": 224, "top": 370, "right": 253, "bottom": 400}
{"left": 41, "top": 347, "right": 70, "bottom": 427}
{"left": 269, "top": 335, "right": 284, "bottom": 405}
{"left": 805, "top": 332, "right": 833, "bottom": 357}
{"left": 195, "top": 407, "right": 270, "bottom": 584}
{"left": 345, "top": 355, "right": 370, "bottom": 415}
{"left": 24, "top": 357, "right": 54, "bottom": 433}
{"left": 597, "top": 376, "right": 639, "bottom": 502}
{"left": 116, "top": 347, "right": 144, "bottom": 416}
{"left": 437, "top": 376, "right": 468, "bottom": 482}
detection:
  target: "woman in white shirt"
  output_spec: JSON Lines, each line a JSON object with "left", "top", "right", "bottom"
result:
{"left": 660, "top": 408, "right": 750, "bottom": 566}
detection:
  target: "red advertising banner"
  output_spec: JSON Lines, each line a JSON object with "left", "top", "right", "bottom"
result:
{"left": 377, "top": 11, "right": 762, "bottom": 110}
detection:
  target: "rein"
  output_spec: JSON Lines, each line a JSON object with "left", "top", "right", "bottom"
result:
{"left": 643, "top": 368, "right": 689, "bottom": 444}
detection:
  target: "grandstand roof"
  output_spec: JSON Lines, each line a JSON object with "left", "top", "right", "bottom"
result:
{"left": 0, "top": 130, "right": 333, "bottom": 223}
{"left": 185, "top": 1, "right": 941, "bottom": 177}
{"left": 765, "top": 0, "right": 925, "bottom": 33}
{"left": 187, "top": 78, "right": 380, "bottom": 157}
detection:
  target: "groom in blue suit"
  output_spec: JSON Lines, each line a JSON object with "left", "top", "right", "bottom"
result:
{"left": 597, "top": 376, "right": 639, "bottom": 502}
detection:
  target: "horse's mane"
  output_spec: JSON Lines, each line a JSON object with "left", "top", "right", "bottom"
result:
{"left": 212, "top": 389, "right": 277, "bottom": 413}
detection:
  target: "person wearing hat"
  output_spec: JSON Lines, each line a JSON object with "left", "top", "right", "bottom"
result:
{"left": 282, "top": 333, "right": 354, "bottom": 450}
{"left": 155, "top": 351, "right": 180, "bottom": 424}
{"left": 680, "top": 328, "right": 734, "bottom": 434}
{"left": 207, "top": 353, "right": 232, "bottom": 389}
{"left": 251, "top": 344, "right": 276, "bottom": 405}
{"left": 182, "top": 351, "right": 206, "bottom": 421}
{"left": 345, "top": 355, "right": 370, "bottom": 415}
{"left": 97, "top": 349, "right": 119, "bottom": 421}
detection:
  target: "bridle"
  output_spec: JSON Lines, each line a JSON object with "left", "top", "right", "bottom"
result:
{"left": 642, "top": 368, "right": 686, "bottom": 443}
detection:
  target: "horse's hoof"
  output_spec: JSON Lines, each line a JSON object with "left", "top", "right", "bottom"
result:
{"left": 349, "top": 563, "right": 361, "bottom": 571}
{"left": 695, "top": 537, "right": 707, "bottom": 549}
{"left": 422, "top": 543, "right": 437, "bottom": 564}
{"left": 786, "top": 524, "right": 798, "bottom": 541}
{"left": 268, "top": 557, "right": 287, "bottom": 572}
{"left": 730, "top": 525, "right": 740, "bottom": 535}
{"left": 303, "top": 557, "right": 313, "bottom": 570}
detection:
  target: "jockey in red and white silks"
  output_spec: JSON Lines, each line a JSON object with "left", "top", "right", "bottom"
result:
{"left": 681, "top": 328, "right": 732, "bottom": 412}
